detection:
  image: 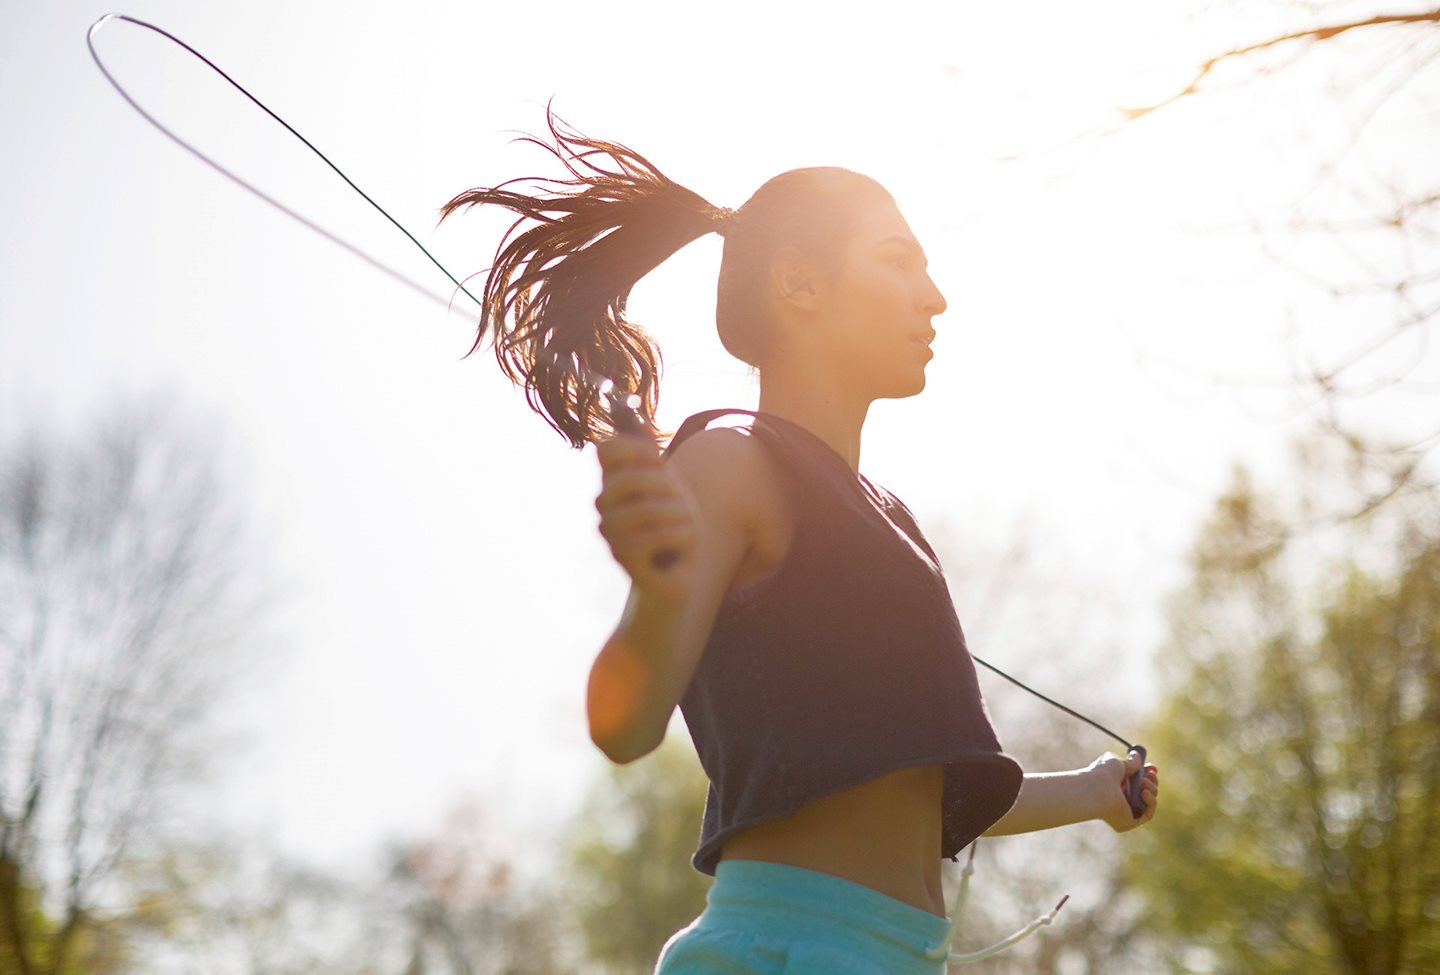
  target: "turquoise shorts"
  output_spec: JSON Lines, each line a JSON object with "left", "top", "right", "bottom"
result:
{"left": 653, "top": 859, "right": 951, "bottom": 975}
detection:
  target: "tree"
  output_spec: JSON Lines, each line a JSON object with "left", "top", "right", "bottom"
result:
{"left": 563, "top": 736, "right": 712, "bottom": 975}
{"left": 0, "top": 396, "right": 273, "bottom": 974}
{"left": 382, "top": 801, "right": 573, "bottom": 975}
{"left": 1120, "top": 3, "right": 1440, "bottom": 519}
{"left": 120, "top": 808, "right": 575, "bottom": 975}
{"left": 122, "top": 834, "right": 402, "bottom": 975}
{"left": 1128, "top": 449, "right": 1440, "bottom": 974}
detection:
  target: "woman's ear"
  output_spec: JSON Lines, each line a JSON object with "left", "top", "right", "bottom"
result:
{"left": 768, "top": 245, "right": 823, "bottom": 313}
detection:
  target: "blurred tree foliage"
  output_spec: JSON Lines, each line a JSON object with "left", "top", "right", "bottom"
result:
{"left": 563, "top": 736, "right": 712, "bottom": 975}
{"left": 0, "top": 867, "right": 128, "bottom": 975}
{"left": 124, "top": 810, "right": 576, "bottom": 975}
{"left": 0, "top": 397, "right": 272, "bottom": 975}
{"left": 125, "top": 837, "right": 395, "bottom": 975}
{"left": 1129, "top": 461, "right": 1440, "bottom": 974}
{"left": 383, "top": 801, "right": 571, "bottom": 975}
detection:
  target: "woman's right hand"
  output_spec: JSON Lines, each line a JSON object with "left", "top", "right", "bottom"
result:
{"left": 594, "top": 432, "right": 698, "bottom": 607}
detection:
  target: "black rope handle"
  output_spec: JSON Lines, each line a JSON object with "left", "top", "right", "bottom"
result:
{"left": 605, "top": 389, "right": 680, "bottom": 571}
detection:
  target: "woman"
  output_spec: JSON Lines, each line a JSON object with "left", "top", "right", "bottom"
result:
{"left": 443, "top": 110, "right": 1159, "bottom": 974}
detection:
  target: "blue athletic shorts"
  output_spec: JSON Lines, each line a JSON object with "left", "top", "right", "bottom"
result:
{"left": 653, "top": 859, "right": 951, "bottom": 975}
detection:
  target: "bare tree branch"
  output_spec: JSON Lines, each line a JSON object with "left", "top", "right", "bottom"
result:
{"left": 1121, "top": 10, "right": 1440, "bottom": 120}
{"left": 0, "top": 395, "right": 273, "bottom": 972}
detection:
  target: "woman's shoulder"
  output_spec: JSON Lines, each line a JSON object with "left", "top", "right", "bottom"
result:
{"left": 662, "top": 417, "right": 793, "bottom": 552}
{"left": 662, "top": 419, "right": 784, "bottom": 500}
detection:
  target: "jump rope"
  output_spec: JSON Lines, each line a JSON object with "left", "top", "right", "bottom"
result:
{"left": 87, "top": 14, "right": 1151, "bottom": 962}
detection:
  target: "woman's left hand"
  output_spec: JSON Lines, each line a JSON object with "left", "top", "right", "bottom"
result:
{"left": 1088, "top": 750, "right": 1159, "bottom": 832}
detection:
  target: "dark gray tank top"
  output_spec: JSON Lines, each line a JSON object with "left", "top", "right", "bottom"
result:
{"left": 662, "top": 409, "right": 1023, "bottom": 876}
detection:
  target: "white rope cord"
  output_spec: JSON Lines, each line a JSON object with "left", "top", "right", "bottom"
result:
{"left": 923, "top": 842, "right": 1069, "bottom": 964}
{"left": 924, "top": 844, "right": 976, "bottom": 959}
{"left": 941, "top": 895, "right": 1069, "bottom": 965}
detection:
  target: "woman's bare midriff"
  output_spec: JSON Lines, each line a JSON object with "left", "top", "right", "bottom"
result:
{"left": 717, "top": 765, "right": 950, "bottom": 919}
{"left": 714, "top": 428, "right": 950, "bottom": 920}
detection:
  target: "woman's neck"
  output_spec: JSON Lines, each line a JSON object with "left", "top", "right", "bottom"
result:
{"left": 756, "top": 371, "right": 870, "bottom": 473}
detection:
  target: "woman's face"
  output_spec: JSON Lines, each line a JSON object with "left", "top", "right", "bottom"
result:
{"left": 816, "top": 195, "right": 948, "bottom": 399}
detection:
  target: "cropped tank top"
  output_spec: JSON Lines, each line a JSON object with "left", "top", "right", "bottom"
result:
{"left": 661, "top": 409, "right": 1024, "bottom": 877}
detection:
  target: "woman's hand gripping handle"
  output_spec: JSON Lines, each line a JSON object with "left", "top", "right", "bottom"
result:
{"left": 594, "top": 391, "right": 696, "bottom": 606}
{"left": 1091, "top": 748, "right": 1159, "bottom": 832}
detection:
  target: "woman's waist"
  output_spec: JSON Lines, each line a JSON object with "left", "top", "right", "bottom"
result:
{"left": 717, "top": 765, "right": 948, "bottom": 918}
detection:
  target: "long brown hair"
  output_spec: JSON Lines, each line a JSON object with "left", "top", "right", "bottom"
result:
{"left": 441, "top": 107, "right": 889, "bottom": 448}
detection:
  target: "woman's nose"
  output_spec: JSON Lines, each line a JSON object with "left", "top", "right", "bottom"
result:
{"left": 922, "top": 276, "right": 947, "bottom": 316}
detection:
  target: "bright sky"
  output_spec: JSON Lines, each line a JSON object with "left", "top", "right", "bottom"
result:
{"left": 3, "top": 1, "right": 1434, "bottom": 882}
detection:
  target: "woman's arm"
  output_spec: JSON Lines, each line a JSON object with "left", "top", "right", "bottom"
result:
{"left": 586, "top": 428, "right": 761, "bottom": 764}
{"left": 983, "top": 751, "right": 1159, "bottom": 836}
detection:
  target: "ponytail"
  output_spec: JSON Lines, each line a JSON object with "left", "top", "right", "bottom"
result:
{"left": 441, "top": 107, "right": 729, "bottom": 448}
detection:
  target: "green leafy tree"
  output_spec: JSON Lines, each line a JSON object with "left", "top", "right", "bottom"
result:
{"left": 1130, "top": 463, "right": 1440, "bottom": 974}
{"left": 563, "top": 735, "right": 712, "bottom": 975}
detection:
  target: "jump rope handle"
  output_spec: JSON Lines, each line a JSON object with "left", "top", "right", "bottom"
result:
{"left": 1126, "top": 745, "right": 1148, "bottom": 819}
{"left": 607, "top": 393, "right": 681, "bottom": 571}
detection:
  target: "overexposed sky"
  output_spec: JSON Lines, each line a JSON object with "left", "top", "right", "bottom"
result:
{"left": 3, "top": 0, "right": 1434, "bottom": 880}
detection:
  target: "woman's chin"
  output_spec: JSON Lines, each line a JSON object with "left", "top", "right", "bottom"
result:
{"left": 880, "top": 372, "right": 928, "bottom": 400}
{"left": 910, "top": 359, "right": 932, "bottom": 391}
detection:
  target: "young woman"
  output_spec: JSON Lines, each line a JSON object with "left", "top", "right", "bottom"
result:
{"left": 443, "top": 110, "right": 1159, "bottom": 974}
